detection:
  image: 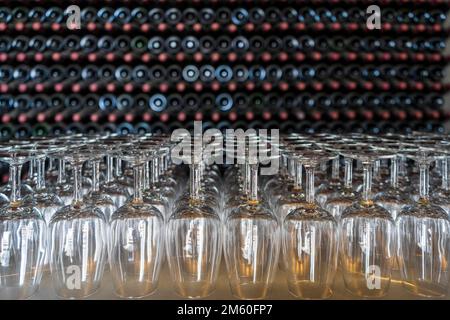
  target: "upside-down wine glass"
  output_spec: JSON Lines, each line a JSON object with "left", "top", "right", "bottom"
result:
{"left": 283, "top": 149, "right": 339, "bottom": 299}
{"left": 340, "top": 147, "right": 395, "bottom": 298}
{"left": 224, "top": 144, "right": 280, "bottom": 300}
{"left": 0, "top": 145, "right": 46, "bottom": 299}
{"left": 49, "top": 144, "right": 108, "bottom": 299}
{"left": 397, "top": 147, "right": 450, "bottom": 298}
{"left": 109, "top": 143, "right": 165, "bottom": 298}
{"left": 83, "top": 147, "right": 117, "bottom": 222}
{"left": 166, "top": 143, "right": 222, "bottom": 298}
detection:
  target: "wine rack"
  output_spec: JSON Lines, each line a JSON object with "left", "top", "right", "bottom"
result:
{"left": 0, "top": 0, "right": 449, "bottom": 139}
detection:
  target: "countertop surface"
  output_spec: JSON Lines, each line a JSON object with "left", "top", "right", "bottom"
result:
{"left": 26, "top": 265, "right": 445, "bottom": 300}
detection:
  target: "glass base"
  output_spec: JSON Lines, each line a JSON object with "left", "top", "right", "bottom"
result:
{"left": 402, "top": 281, "right": 448, "bottom": 298}
{"left": 55, "top": 285, "right": 101, "bottom": 300}
{"left": 113, "top": 282, "right": 158, "bottom": 299}
{"left": 287, "top": 282, "right": 333, "bottom": 300}
{"left": 0, "top": 285, "right": 39, "bottom": 300}
{"left": 230, "top": 283, "right": 269, "bottom": 300}
{"left": 173, "top": 282, "right": 216, "bottom": 299}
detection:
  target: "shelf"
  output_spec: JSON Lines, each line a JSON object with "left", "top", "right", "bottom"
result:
{"left": 27, "top": 264, "right": 441, "bottom": 300}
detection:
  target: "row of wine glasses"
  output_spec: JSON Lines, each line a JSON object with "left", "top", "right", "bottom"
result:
{"left": 1, "top": 132, "right": 450, "bottom": 299}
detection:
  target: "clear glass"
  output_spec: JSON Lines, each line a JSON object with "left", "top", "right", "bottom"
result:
{"left": 142, "top": 156, "right": 170, "bottom": 221}
{"left": 224, "top": 164, "right": 279, "bottom": 299}
{"left": 109, "top": 151, "right": 164, "bottom": 298}
{"left": 23, "top": 145, "right": 64, "bottom": 224}
{"left": 83, "top": 157, "right": 116, "bottom": 222}
{"left": 340, "top": 157, "right": 395, "bottom": 298}
{"left": 375, "top": 156, "right": 412, "bottom": 221}
{"left": 276, "top": 157, "right": 307, "bottom": 223}
{"left": 283, "top": 154, "right": 338, "bottom": 299}
{"left": 432, "top": 155, "right": 450, "bottom": 215}
{"left": 397, "top": 156, "right": 450, "bottom": 297}
{"left": 53, "top": 158, "right": 73, "bottom": 206}
{"left": 166, "top": 163, "right": 222, "bottom": 298}
{"left": 316, "top": 156, "right": 342, "bottom": 208}
{"left": 49, "top": 149, "right": 108, "bottom": 299}
{"left": 0, "top": 147, "right": 47, "bottom": 299}
{"left": 324, "top": 157, "right": 356, "bottom": 220}
{"left": 101, "top": 154, "right": 129, "bottom": 209}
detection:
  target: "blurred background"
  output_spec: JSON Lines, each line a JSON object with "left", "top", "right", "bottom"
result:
{"left": 0, "top": 0, "right": 449, "bottom": 138}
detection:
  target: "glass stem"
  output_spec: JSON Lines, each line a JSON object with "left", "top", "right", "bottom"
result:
{"left": 106, "top": 155, "right": 113, "bottom": 183}
{"left": 356, "top": 159, "right": 362, "bottom": 171}
{"left": 305, "top": 165, "right": 315, "bottom": 204}
{"left": 441, "top": 157, "right": 449, "bottom": 192}
{"left": 399, "top": 155, "right": 407, "bottom": 178}
{"left": 320, "top": 161, "right": 327, "bottom": 173}
{"left": 28, "top": 158, "right": 34, "bottom": 183}
{"left": 282, "top": 154, "right": 288, "bottom": 175}
{"left": 133, "top": 164, "right": 144, "bottom": 203}
{"left": 159, "top": 155, "right": 164, "bottom": 176}
{"left": 143, "top": 161, "right": 150, "bottom": 190}
{"left": 91, "top": 160, "right": 100, "bottom": 193}
{"left": 294, "top": 161, "right": 303, "bottom": 189}
{"left": 48, "top": 157, "right": 53, "bottom": 172}
{"left": 163, "top": 154, "right": 168, "bottom": 171}
{"left": 344, "top": 158, "right": 353, "bottom": 189}
{"left": 331, "top": 157, "right": 340, "bottom": 181}
{"left": 190, "top": 164, "right": 201, "bottom": 201}
{"left": 249, "top": 164, "right": 259, "bottom": 203}
{"left": 419, "top": 162, "right": 430, "bottom": 201}
{"left": 57, "top": 158, "right": 65, "bottom": 184}
{"left": 36, "top": 157, "right": 46, "bottom": 191}
{"left": 152, "top": 157, "right": 159, "bottom": 185}
{"left": 115, "top": 158, "right": 122, "bottom": 177}
{"left": 288, "top": 158, "right": 295, "bottom": 179}
{"left": 72, "top": 162, "right": 83, "bottom": 205}
{"left": 362, "top": 162, "right": 373, "bottom": 203}
{"left": 10, "top": 163, "right": 22, "bottom": 203}
{"left": 243, "top": 163, "right": 250, "bottom": 196}
{"left": 373, "top": 160, "right": 381, "bottom": 181}
{"left": 390, "top": 157, "right": 399, "bottom": 189}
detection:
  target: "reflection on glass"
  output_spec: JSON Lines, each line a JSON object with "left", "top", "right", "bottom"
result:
{"left": 283, "top": 151, "right": 338, "bottom": 299}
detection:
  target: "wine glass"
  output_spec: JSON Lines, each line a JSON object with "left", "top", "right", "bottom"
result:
{"left": 263, "top": 137, "right": 311, "bottom": 212}
{"left": 49, "top": 144, "right": 108, "bottom": 299}
{"left": 275, "top": 142, "right": 313, "bottom": 223}
{"left": 0, "top": 140, "right": 34, "bottom": 200}
{"left": 373, "top": 143, "right": 414, "bottom": 221}
{"left": 397, "top": 146, "right": 450, "bottom": 298}
{"left": 52, "top": 154, "right": 73, "bottom": 206}
{"left": 141, "top": 141, "right": 173, "bottom": 222}
{"left": 224, "top": 144, "right": 280, "bottom": 300}
{"left": 323, "top": 155, "right": 357, "bottom": 220}
{"left": 0, "top": 145, "right": 47, "bottom": 299}
{"left": 23, "top": 141, "right": 65, "bottom": 224}
{"left": 315, "top": 154, "right": 342, "bottom": 208}
{"left": 283, "top": 149, "right": 339, "bottom": 299}
{"left": 83, "top": 146, "right": 117, "bottom": 222}
{"left": 430, "top": 140, "right": 450, "bottom": 215}
{"left": 109, "top": 144, "right": 165, "bottom": 298}
{"left": 166, "top": 145, "right": 222, "bottom": 298}
{"left": 340, "top": 147, "right": 395, "bottom": 298}
{"left": 100, "top": 137, "right": 131, "bottom": 209}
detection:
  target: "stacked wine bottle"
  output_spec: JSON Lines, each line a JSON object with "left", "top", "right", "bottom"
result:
{"left": 0, "top": 1, "right": 449, "bottom": 139}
